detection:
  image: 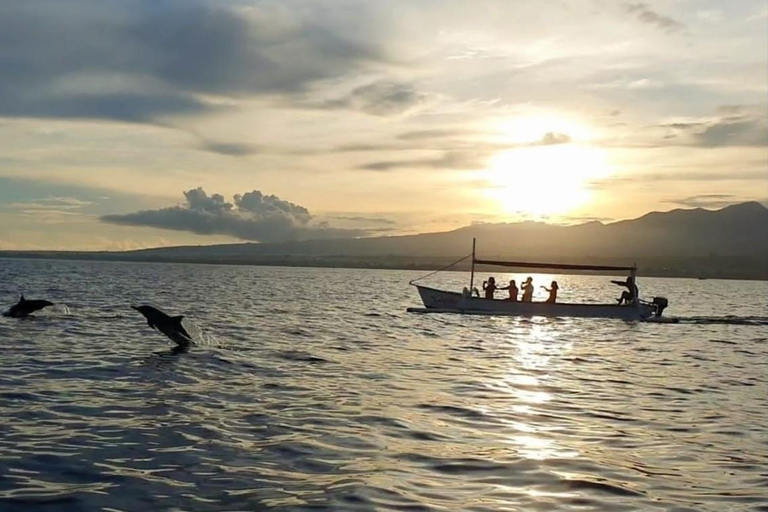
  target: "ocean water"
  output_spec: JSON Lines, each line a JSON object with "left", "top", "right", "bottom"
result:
{"left": 0, "top": 258, "right": 766, "bottom": 512}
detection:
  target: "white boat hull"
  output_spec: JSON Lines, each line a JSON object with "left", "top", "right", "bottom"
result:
{"left": 414, "top": 285, "right": 656, "bottom": 320}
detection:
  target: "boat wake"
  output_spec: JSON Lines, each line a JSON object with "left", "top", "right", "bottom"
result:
{"left": 673, "top": 315, "right": 768, "bottom": 326}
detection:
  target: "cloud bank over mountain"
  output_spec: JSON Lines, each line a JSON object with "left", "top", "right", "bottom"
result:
{"left": 101, "top": 188, "right": 371, "bottom": 242}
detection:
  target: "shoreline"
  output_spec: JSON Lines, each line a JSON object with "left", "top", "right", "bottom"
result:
{"left": 1, "top": 253, "right": 765, "bottom": 282}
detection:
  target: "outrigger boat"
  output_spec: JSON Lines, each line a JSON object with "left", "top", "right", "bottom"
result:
{"left": 408, "top": 239, "right": 669, "bottom": 320}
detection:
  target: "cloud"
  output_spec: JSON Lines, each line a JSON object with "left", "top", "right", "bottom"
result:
{"left": 234, "top": 190, "right": 310, "bottom": 220}
{"left": 540, "top": 132, "right": 571, "bottom": 145}
{"left": 100, "top": 187, "right": 368, "bottom": 242}
{"left": 625, "top": 3, "right": 685, "bottom": 33}
{"left": 0, "top": 195, "right": 96, "bottom": 225}
{"left": 183, "top": 188, "right": 234, "bottom": 214}
{"left": 332, "top": 143, "right": 408, "bottom": 153}
{"left": 590, "top": 169, "right": 767, "bottom": 189}
{"left": 0, "top": 1, "right": 389, "bottom": 124}
{"left": 397, "top": 129, "right": 485, "bottom": 141}
{"left": 359, "top": 150, "right": 489, "bottom": 171}
{"left": 588, "top": 76, "right": 666, "bottom": 91}
{"left": 562, "top": 215, "right": 613, "bottom": 224}
{"left": 328, "top": 215, "right": 397, "bottom": 225}
{"left": 693, "top": 118, "right": 768, "bottom": 147}
{"left": 355, "top": 130, "right": 572, "bottom": 171}
{"left": 2, "top": 196, "right": 92, "bottom": 211}
{"left": 664, "top": 194, "right": 742, "bottom": 209}
{"left": 318, "top": 80, "right": 434, "bottom": 116}
{"left": 659, "top": 107, "right": 768, "bottom": 147}
{"left": 200, "top": 141, "right": 260, "bottom": 157}
{"left": 332, "top": 128, "right": 488, "bottom": 154}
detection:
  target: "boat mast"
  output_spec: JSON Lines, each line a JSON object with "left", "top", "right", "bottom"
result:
{"left": 469, "top": 238, "right": 476, "bottom": 292}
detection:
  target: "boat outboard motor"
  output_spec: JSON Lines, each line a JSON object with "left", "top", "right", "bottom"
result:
{"left": 652, "top": 297, "right": 668, "bottom": 317}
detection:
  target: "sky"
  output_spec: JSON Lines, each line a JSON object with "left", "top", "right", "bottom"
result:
{"left": 0, "top": 0, "right": 766, "bottom": 250}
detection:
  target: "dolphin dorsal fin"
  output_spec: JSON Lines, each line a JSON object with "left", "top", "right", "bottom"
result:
{"left": 172, "top": 315, "right": 185, "bottom": 324}
{"left": 19, "top": 294, "right": 25, "bottom": 302}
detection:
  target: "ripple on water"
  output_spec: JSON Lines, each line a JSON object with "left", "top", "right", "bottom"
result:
{"left": 0, "top": 261, "right": 766, "bottom": 511}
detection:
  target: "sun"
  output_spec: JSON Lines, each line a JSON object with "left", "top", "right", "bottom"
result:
{"left": 483, "top": 117, "right": 611, "bottom": 219}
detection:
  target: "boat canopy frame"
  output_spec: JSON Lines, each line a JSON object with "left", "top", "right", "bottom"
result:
{"left": 408, "top": 237, "right": 638, "bottom": 290}
{"left": 468, "top": 237, "right": 637, "bottom": 292}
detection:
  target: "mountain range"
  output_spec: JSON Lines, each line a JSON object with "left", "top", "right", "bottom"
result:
{"left": 2, "top": 202, "right": 767, "bottom": 279}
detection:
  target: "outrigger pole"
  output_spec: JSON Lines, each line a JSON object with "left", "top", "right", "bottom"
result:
{"left": 469, "top": 237, "right": 476, "bottom": 292}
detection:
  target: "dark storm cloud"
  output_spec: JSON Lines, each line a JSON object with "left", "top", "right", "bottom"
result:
{"left": 625, "top": 3, "right": 685, "bottom": 33}
{"left": 101, "top": 187, "right": 368, "bottom": 242}
{"left": 318, "top": 80, "right": 433, "bottom": 116}
{"left": 0, "top": 0, "right": 388, "bottom": 123}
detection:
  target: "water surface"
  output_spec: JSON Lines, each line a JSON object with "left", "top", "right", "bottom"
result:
{"left": 1, "top": 259, "right": 766, "bottom": 511}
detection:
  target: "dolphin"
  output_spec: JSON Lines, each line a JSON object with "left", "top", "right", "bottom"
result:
{"left": 131, "top": 305, "right": 193, "bottom": 347}
{"left": 3, "top": 295, "right": 55, "bottom": 318}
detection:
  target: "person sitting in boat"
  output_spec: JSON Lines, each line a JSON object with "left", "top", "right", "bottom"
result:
{"left": 521, "top": 277, "right": 534, "bottom": 302}
{"left": 541, "top": 281, "right": 559, "bottom": 303}
{"left": 611, "top": 276, "right": 638, "bottom": 305}
{"left": 463, "top": 287, "right": 482, "bottom": 298}
{"left": 482, "top": 277, "right": 498, "bottom": 299}
{"left": 499, "top": 279, "right": 518, "bottom": 301}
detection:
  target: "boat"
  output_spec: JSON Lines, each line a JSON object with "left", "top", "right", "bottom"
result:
{"left": 408, "top": 239, "right": 669, "bottom": 320}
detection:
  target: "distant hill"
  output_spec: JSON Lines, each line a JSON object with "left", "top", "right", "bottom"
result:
{"left": 3, "top": 202, "right": 767, "bottom": 279}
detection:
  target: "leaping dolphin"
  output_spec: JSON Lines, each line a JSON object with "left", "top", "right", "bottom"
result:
{"left": 3, "top": 295, "right": 55, "bottom": 318}
{"left": 131, "top": 305, "right": 193, "bottom": 347}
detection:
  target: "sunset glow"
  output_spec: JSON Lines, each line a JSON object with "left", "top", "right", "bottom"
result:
{"left": 0, "top": 1, "right": 765, "bottom": 249}
{"left": 485, "top": 143, "right": 611, "bottom": 218}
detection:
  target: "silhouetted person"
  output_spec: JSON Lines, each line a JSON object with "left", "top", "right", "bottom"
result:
{"left": 499, "top": 279, "right": 518, "bottom": 301}
{"left": 521, "top": 277, "right": 534, "bottom": 302}
{"left": 482, "top": 276, "right": 498, "bottom": 299}
{"left": 541, "top": 281, "right": 559, "bottom": 303}
{"left": 612, "top": 276, "right": 638, "bottom": 305}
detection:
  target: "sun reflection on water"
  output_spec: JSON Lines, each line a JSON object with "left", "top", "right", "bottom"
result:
{"left": 493, "top": 321, "right": 579, "bottom": 461}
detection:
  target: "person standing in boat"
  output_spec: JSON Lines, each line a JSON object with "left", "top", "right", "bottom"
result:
{"left": 499, "top": 279, "right": 518, "bottom": 301}
{"left": 541, "top": 281, "right": 559, "bottom": 303}
{"left": 482, "top": 276, "right": 499, "bottom": 299}
{"left": 521, "top": 277, "right": 534, "bottom": 302}
{"left": 612, "top": 276, "right": 638, "bottom": 305}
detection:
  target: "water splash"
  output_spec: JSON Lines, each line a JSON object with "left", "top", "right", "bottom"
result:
{"left": 180, "top": 318, "right": 224, "bottom": 348}
{"left": 48, "top": 304, "right": 71, "bottom": 315}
